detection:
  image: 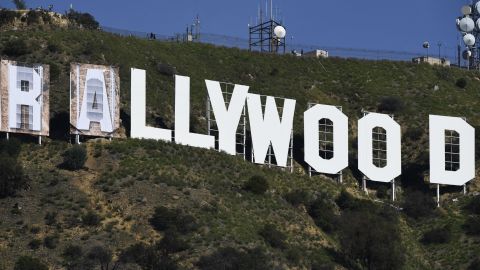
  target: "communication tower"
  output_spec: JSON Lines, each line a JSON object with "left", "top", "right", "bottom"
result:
{"left": 456, "top": 2, "right": 480, "bottom": 69}
{"left": 249, "top": 0, "right": 287, "bottom": 53}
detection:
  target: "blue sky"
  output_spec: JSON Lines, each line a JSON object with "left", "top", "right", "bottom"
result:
{"left": 0, "top": 0, "right": 472, "bottom": 56}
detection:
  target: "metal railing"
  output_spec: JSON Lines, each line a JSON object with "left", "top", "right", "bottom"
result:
{"left": 102, "top": 26, "right": 458, "bottom": 63}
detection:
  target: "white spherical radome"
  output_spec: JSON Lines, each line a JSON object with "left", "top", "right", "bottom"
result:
{"left": 459, "top": 17, "right": 475, "bottom": 32}
{"left": 463, "top": 33, "right": 476, "bottom": 46}
{"left": 476, "top": 2, "right": 480, "bottom": 14}
{"left": 273, "top": 25, "right": 286, "bottom": 39}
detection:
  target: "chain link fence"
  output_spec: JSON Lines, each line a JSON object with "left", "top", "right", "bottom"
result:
{"left": 102, "top": 26, "right": 459, "bottom": 63}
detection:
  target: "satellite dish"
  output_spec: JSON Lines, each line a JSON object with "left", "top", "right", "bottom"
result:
{"left": 463, "top": 50, "right": 472, "bottom": 60}
{"left": 463, "top": 33, "right": 476, "bottom": 46}
{"left": 423, "top": 42, "right": 430, "bottom": 49}
{"left": 456, "top": 18, "right": 461, "bottom": 26}
{"left": 459, "top": 17, "right": 475, "bottom": 32}
{"left": 273, "top": 25, "right": 286, "bottom": 38}
{"left": 462, "top": 5, "right": 473, "bottom": 15}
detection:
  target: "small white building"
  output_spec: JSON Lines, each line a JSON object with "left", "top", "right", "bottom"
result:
{"left": 412, "top": 57, "right": 450, "bottom": 67}
{"left": 303, "top": 50, "right": 329, "bottom": 58}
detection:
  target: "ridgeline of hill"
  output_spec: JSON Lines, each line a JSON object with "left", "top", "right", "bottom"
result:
{"left": 1, "top": 12, "right": 480, "bottom": 270}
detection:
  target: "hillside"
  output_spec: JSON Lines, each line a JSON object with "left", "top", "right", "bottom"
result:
{"left": 0, "top": 24, "right": 480, "bottom": 270}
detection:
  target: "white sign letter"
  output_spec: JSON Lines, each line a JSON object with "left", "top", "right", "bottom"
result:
{"left": 304, "top": 105, "right": 348, "bottom": 174}
{"left": 247, "top": 94, "right": 296, "bottom": 167}
{"left": 429, "top": 115, "right": 475, "bottom": 186}
{"left": 206, "top": 80, "right": 249, "bottom": 155}
{"left": 358, "top": 113, "right": 401, "bottom": 182}
{"left": 130, "top": 68, "right": 172, "bottom": 141}
{"left": 175, "top": 75, "right": 214, "bottom": 149}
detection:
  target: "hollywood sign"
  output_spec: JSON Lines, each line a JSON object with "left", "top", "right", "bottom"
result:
{"left": 0, "top": 59, "right": 475, "bottom": 188}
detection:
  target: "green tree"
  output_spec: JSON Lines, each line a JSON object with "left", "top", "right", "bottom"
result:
{"left": 243, "top": 175, "right": 269, "bottom": 195}
{"left": 62, "top": 145, "right": 87, "bottom": 170}
{"left": 14, "top": 256, "right": 48, "bottom": 270}
{"left": 12, "top": 0, "right": 27, "bottom": 10}
{"left": 0, "top": 156, "right": 25, "bottom": 198}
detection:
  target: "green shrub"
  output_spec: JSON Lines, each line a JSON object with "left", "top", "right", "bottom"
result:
{"left": 308, "top": 196, "right": 337, "bottom": 232}
{"left": 456, "top": 78, "right": 468, "bottom": 88}
{"left": 259, "top": 224, "right": 287, "bottom": 249}
{"left": 463, "top": 216, "right": 480, "bottom": 235}
{"left": 28, "top": 239, "right": 42, "bottom": 250}
{"left": 62, "top": 244, "right": 83, "bottom": 261}
{"left": 284, "top": 189, "right": 311, "bottom": 206}
{"left": 12, "top": 0, "right": 27, "bottom": 10}
{"left": 464, "top": 196, "right": 480, "bottom": 215}
{"left": 468, "top": 257, "right": 480, "bottom": 270}
{"left": 66, "top": 10, "right": 99, "bottom": 30}
{"left": 377, "top": 96, "right": 404, "bottom": 113}
{"left": 339, "top": 210, "right": 405, "bottom": 270}
{"left": 197, "top": 247, "right": 271, "bottom": 270}
{"left": 44, "top": 211, "right": 57, "bottom": 225}
{"left": 157, "top": 230, "right": 190, "bottom": 254}
{"left": 421, "top": 225, "right": 452, "bottom": 244}
{"left": 0, "top": 10, "right": 20, "bottom": 26}
{"left": 62, "top": 145, "right": 87, "bottom": 170}
{"left": 403, "top": 191, "right": 436, "bottom": 219}
{"left": 243, "top": 175, "right": 269, "bottom": 195}
{"left": 404, "top": 127, "right": 423, "bottom": 141}
{"left": 0, "top": 156, "right": 26, "bottom": 198}
{"left": 3, "top": 38, "right": 30, "bottom": 57}
{"left": 376, "top": 185, "right": 388, "bottom": 199}
{"left": 82, "top": 211, "right": 102, "bottom": 226}
{"left": 44, "top": 234, "right": 59, "bottom": 249}
{"left": 149, "top": 206, "right": 198, "bottom": 233}
{"left": 14, "top": 256, "right": 48, "bottom": 270}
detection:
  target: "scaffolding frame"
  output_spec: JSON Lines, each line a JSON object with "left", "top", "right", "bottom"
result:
{"left": 250, "top": 95, "right": 294, "bottom": 173}
{"left": 307, "top": 103, "right": 343, "bottom": 183}
{"left": 361, "top": 111, "right": 396, "bottom": 201}
{"left": 249, "top": 19, "right": 286, "bottom": 53}
{"left": 206, "top": 82, "right": 247, "bottom": 159}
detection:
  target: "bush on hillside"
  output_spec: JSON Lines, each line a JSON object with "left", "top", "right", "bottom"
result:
{"left": 196, "top": 247, "right": 271, "bottom": 270}
{"left": 259, "top": 224, "right": 287, "bottom": 249}
{"left": 149, "top": 206, "right": 198, "bottom": 233}
{"left": 339, "top": 210, "right": 405, "bottom": 270}
{"left": 377, "top": 96, "right": 404, "bottom": 113}
{"left": 468, "top": 257, "right": 480, "bottom": 270}
{"left": 464, "top": 196, "right": 480, "bottom": 215}
{"left": 120, "top": 239, "right": 183, "bottom": 269}
{"left": 66, "top": 10, "right": 99, "bottom": 30}
{"left": 456, "top": 78, "right": 468, "bottom": 88}
{"left": 376, "top": 185, "right": 389, "bottom": 199}
{"left": 62, "top": 145, "right": 87, "bottom": 170}
{"left": 0, "top": 10, "right": 20, "bottom": 26}
{"left": 3, "top": 38, "right": 30, "bottom": 57}
{"left": 403, "top": 190, "right": 436, "bottom": 219}
{"left": 421, "top": 225, "right": 453, "bottom": 244}
{"left": 81, "top": 211, "right": 102, "bottom": 227}
{"left": 14, "top": 256, "right": 48, "bottom": 270}
{"left": 463, "top": 216, "right": 480, "bottom": 235}
{"left": 284, "top": 189, "right": 311, "bottom": 206}
{"left": 243, "top": 175, "right": 269, "bottom": 195}
{"left": 308, "top": 196, "right": 337, "bottom": 232}
{"left": 0, "top": 156, "right": 26, "bottom": 198}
